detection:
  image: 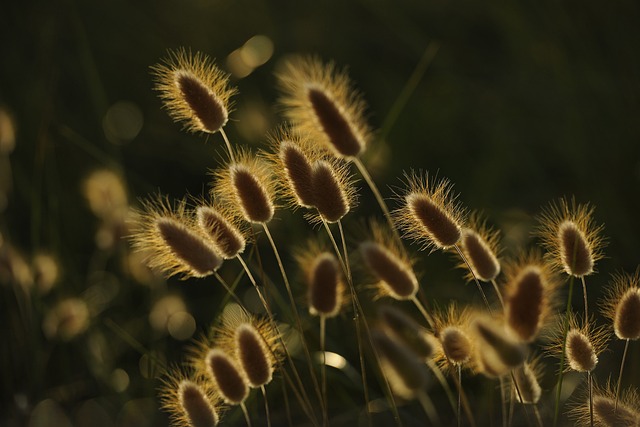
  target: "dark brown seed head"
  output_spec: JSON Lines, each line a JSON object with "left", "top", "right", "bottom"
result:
{"left": 176, "top": 72, "right": 228, "bottom": 134}
{"left": 558, "top": 221, "right": 594, "bottom": 277}
{"left": 235, "top": 324, "right": 273, "bottom": 388}
{"left": 566, "top": 329, "right": 598, "bottom": 372}
{"left": 505, "top": 267, "right": 546, "bottom": 342}
{"left": 206, "top": 349, "right": 249, "bottom": 405}
{"left": 513, "top": 363, "right": 541, "bottom": 404}
{"left": 280, "top": 141, "right": 315, "bottom": 208}
{"left": 156, "top": 218, "right": 223, "bottom": 276}
{"left": 231, "top": 167, "right": 274, "bottom": 223}
{"left": 179, "top": 380, "right": 219, "bottom": 427}
{"left": 310, "top": 160, "right": 349, "bottom": 222}
{"left": 473, "top": 317, "right": 528, "bottom": 369}
{"left": 307, "top": 88, "right": 362, "bottom": 158}
{"left": 592, "top": 394, "right": 639, "bottom": 427}
{"left": 307, "top": 252, "right": 343, "bottom": 317}
{"left": 407, "top": 193, "right": 461, "bottom": 249}
{"left": 614, "top": 288, "right": 640, "bottom": 341}
{"left": 360, "top": 241, "right": 418, "bottom": 300}
{"left": 461, "top": 228, "right": 500, "bottom": 282}
{"left": 440, "top": 326, "right": 472, "bottom": 365}
{"left": 196, "top": 206, "right": 245, "bottom": 259}
{"left": 378, "top": 305, "right": 437, "bottom": 359}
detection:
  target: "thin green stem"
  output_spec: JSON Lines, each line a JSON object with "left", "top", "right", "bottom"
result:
{"left": 615, "top": 338, "right": 630, "bottom": 414}
{"left": 554, "top": 276, "right": 575, "bottom": 427}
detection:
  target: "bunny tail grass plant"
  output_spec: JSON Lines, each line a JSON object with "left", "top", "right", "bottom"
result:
{"left": 159, "top": 368, "right": 223, "bottom": 427}
{"left": 513, "top": 357, "right": 544, "bottom": 427}
{"left": 129, "top": 195, "right": 223, "bottom": 279}
{"left": 151, "top": 48, "right": 237, "bottom": 160}
{"left": 600, "top": 270, "right": 640, "bottom": 411}
{"left": 196, "top": 203, "right": 247, "bottom": 260}
{"left": 308, "top": 158, "right": 357, "bottom": 224}
{"left": 205, "top": 348, "right": 252, "bottom": 426}
{"left": 570, "top": 382, "right": 640, "bottom": 427}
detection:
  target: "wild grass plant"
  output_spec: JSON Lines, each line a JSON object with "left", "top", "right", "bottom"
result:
{"left": 1, "top": 40, "right": 639, "bottom": 427}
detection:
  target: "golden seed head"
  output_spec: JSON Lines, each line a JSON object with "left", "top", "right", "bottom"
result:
{"left": 304, "top": 251, "right": 345, "bottom": 318}
{"left": 472, "top": 317, "right": 528, "bottom": 376}
{"left": 235, "top": 323, "right": 274, "bottom": 388}
{"left": 360, "top": 241, "right": 418, "bottom": 300}
{"left": 152, "top": 48, "right": 236, "bottom": 134}
{"left": 457, "top": 212, "right": 501, "bottom": 282}
{"left": 378, "top": 305, "right": 438, "bottom": 360}
{"left": 128, "top": 195, "right": 223, "bottom": 279}
{"left": 513, "top": 360, "right": 542, "bottom": 404}
{"left": 212, "top": 149, "right": 276, "bottom": 224}
{"left": 432, "top": 304, "right": 476, "bottom": 371}
{"left": 206, "top": 348, "right": 249, "bottom": 405}
{"left": 570, "top": 381, "right": 640, "bottom": 426}
{"left": 159, "top": 369, "right": 221, "bottom": 427}
{"left": 601, "top": 270, "right": 640, "bottom": 341}
{"left": 196, "top": 205, "right": 246, "bottom": 259}
{"left": 83, "top": 169, "right": 129, "bottom": 222}
{"left": 440, "top": 326, "right": 473, "bottom": 366}
{"left": 371, "top": 329, "right": 430, "bottom": 399}
{"left": 310, "top": 159, "right": 354, "bottom": 223}
{"left": 395, "top": 171, "right": 465, "bottom": 252}
{"left": 548, "top": 314, "right": 608, "bottom": 373}
{"left": 276, "top": 56, "right": 371, "bottom": 159}
{"left": 535, "top": 197, "right": 606, "bottom": 277}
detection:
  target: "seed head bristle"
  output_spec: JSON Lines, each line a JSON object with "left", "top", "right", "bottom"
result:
{"left": 457, "top": 212, "right": 502, "bottom": 282}
{"left": 276, "top": 56, "right": 371, "bottom": 159}
{"left": 394, "top": 170, "right": 466, "bottom": 252}
{"left": 433, "top": 304, "right": 475, "bottom": 369}
{"left": 472, "top": 317, "right": 528, "bottom": 378}
{"left": 301, "top": 250, "right": 345, "bottom": 318}
{"left": 128, "top": 195, "right": 223, "bottom": 279}
{"left": 212, "top": 149, "right": 276, "bottom": 224}
{"left": 235, "top": 323, "right": 275, "bottom": 388}
{"left": 535, "top": 197, "right": 606, "bottom": 277}
{"left": 371, "top": 329, "right": 430, "bottom": 399}
{"left": 601, "top": 270, "right": 640, "bottom": 341}
{"left": 569, "top": 381, "right": 640, "bottom": 426}
{"left": 309, "top": 158, "right": 356, "bottom": 223}
{"left": 151, "top": 48, "right": 236, "bottom": 134}
{"left": 206, "top": 348, "right": 249, "bottom": 405}
{"left": 512, "top": 358, "right": 543, "bottom": 404}
{"left": 503, "top": 253, "right": 559, "bottom": 343}
{"left": 548, "top": 314, "right": 608, "bottom": 373}
{"left": 158, "top": 368, "right": 221, "bottom": 427}
{"left": 195, "top": 204, "right": 246, "bottom": 259}
{"left": 378, "top": 305, "right": 438, "bottom": 360}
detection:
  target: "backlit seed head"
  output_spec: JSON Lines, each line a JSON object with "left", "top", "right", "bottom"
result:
{"left": 83, "top": 169, "right": 129, "bottom": 222}
{"left": 535, "top": 197, "right": 606, "bottom": 277}
{"left": 195, "top": 204, "right": 246, "bottom": 259}
{"left": 548, "top": 314, "right": 608, "bottom": 373}
{"left": 212, "top": 149, "right": 276, "bottom": 224}
{"left": 601, "top": 270, "right": 640, "bottom": 340}
{"left": 265, "top": 127, "right": 321, "bottom": 209}
{"left": 570, "top": 381, "right": 640, "bottom": 426}
{"left": 297, "top": 248, "right": 345, "bottom": 318}
{"left": 457, "top": 212, "right": 502, "bottom": 282}
{"left": 152, "top": 48, "right": 236, "bottom": 134}
{"left": 394, "top": 171, "right": 466, "bottom": 252}
{"left": 371, "top": 329, "right": 430, "bottom": 399}
{"left": 206, "top": 348, "right": 249, "bottom": 405}
{"left": 309, "top": 159, "right": 356, "bottom": 223}
{"left": 128, "top": 195, "right": 223, "bottom": 279}
{"left": 159, "top": 368, "right": 221, "bottom": 427}
{"left": 378, "top": 305, "right": 438, "bottom": 360}
{"left": 503, "top": 252, "right": 559, "bottom": 343}
{"left": 276, "top": 56, "right": 371, "bottom": 159}
{"left": 472, "top": 317, "right": 528, "bottom": 377}
{"left": 433, "top": 304, "right": 475, "bottom": 369}
{"left": 512, "top": 358, "right": 543, "bottom": 404}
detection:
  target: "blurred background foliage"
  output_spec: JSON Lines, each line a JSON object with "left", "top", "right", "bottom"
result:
{"left": 1, "top": 0, "right": 639, "bottom": 425}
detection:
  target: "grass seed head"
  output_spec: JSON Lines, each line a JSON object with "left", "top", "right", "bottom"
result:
{"left": 152, "top": 48, "right": 236, "bottom": 134}
{"left": 196, "top": 204, "right": 246, "bottom": 259}
{"left": 570, "top": 381, "right": 640, "bottom": 426}
{"left": 550, "top": 314, "right": 608, "bottom": 373}
{"left": 159, "top": 368, "right": 221, "bottom": 427}
{"left": 304, "top": 251, "right": 344, "bottom": 318}
{"left": 535, "top": 197, "right": 606, "bottom": 278}
{"left": 310, "top": 159, "right": 355, "bottom": 223}
{"left": 360, "top": 240, "right": 418, "bottom": 300}
{"left": 395, "top": 171, "right": 465, "bottom": 252}
{"left": 378, "top": 305, "right": 438, "bottom": 360}
{"left": 206, "top": 348, "right": 249, "bottom": 405}
{"left": 513, "top": 359, "right": 542, "bottom": 404}
{"left": 276, "top": 56, "right": 371, "bottom": 159}
{"left": 129, "top": 195, "right": 223, "bottom": 279}
{"left": 473, "top": 317, "right": 528, "bottom": 372}
{"left": 601, "top": 270, "right": 640, "bottom": 341}
{"left": 235, "top": 323, "right": 275, "bottom": 388}
{"left": 457, "top": 212, "right": 501, "bottom": 282}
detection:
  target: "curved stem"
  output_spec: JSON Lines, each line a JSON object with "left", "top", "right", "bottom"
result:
{"left": 491, "top": 278, "right": 505, "bottom": 311}
{"left": 262, "top": 224, "right": 325, "bottom": 420}
{"left": 417, "top": 390, "right": 441, "bottom": 426}
{"left": 554, "top": 276, "right": 575, "bottom": 427}
{"left": 454, "top": 244, "right": 493, "bottom": 315}
{"left": 426, "top": 360, "right": 457, "bottom": 416}
{"left": 337, "top": 220, "right": 352, "bottom": 281}
{"left": 219, "top": 128, "right": 236, "bottom": 162}
{"left": 320, "top": 316, "right": 328, "bottom": 426}
{"left": 614, "top": 339, "right": 629, "bottom": 414}
{"left": 581, "top": 276, "right": 588, "bottom": 325}
{"left": 240, "top": 402, "right": 252, "bottom": 427}
{"left": 261, "top": 385, "right": 271, "bottom": 427}
{"left": 212, "top": 271, "right": 248, "bottom": 314}
{"left": 533, "top": 405, "right": 543, "bottom": 427}
{"left": 411, "top": 295, "right": 435, "bottom": 328}
{"left": 510, "top": 371, "right": 532, "bottom": 427}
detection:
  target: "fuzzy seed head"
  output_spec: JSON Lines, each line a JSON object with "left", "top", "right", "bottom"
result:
{"left": 440, "top": 326, "right": 472, "bottom": 366}
{"left": 458, "top": 215, "right": 501, "bottom": 282}
{"left": 129, "top": 196, "right": 223, "bottom": 279}
{"left": 378, "top": 305, "right": 438, "bottom": 360}
{"left": 310, "top": 159, "right": 352, "bottom": 223}
{"left": 212, "top": 150, "right": 276, "bottom": 224}
{"left": 276, "top": 56, "right": 371, "bottom": 159}
{"left": 473, "top": 317, "right": 528, "bottom": 375}
{"left": 566, "top": 329, "right": 598, "bottom": 372}
{"left": 152, "top": 48, "right": 235, "bottom": 134}
{"left": 159, "top": 370, "right": 221, "bottom": 427}
{"left": 360, "top": 241, "right": 418, "bottom": 300}
{"left": 206, "top": 349, "right": 249, "bottom": 405}
{"left": 601, "top": 271, "right": 640, "bottom": 341}
{"left": 513, "top": 362, "right": 542, "bottom": 404}
{"left": 536, "top": 198, "right": 606, "bottom": 277}
{"left": 505, "top": 267, "right": 546, "bottom": 342}
{"left": 395, "top": 171, "right": 465, "bottom": 252}
{"left": 196, "top": 205, "right": 246, "bottom": 259}
{"left": 371, "top": 329, "right": 430, "bottom": 399}
{"left": 306, "top": 252, "right": 344, "bottom": 317}
{"left": 279, "top": 140, "right": 315, "bottom": 208}
{"left": 179, "top": 381, "right": 219, "bottom": 427}
{"left": 571, "top": 382, "right": 640, "bottom": 426}
{"left": 235, "top": 324, "right": 274, "bottom": 387}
